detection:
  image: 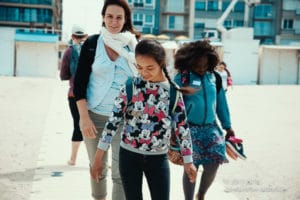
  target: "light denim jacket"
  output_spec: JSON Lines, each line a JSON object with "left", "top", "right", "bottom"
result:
{"left": 86, "top": 36, "right": 133, "bottom": 110}
{"left": 174, "top": 71, "right": 231, "bottom": 129}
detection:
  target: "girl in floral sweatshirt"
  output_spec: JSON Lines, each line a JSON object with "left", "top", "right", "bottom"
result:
{"left": 91, "top": 39, "right": 197, "bottom": 200}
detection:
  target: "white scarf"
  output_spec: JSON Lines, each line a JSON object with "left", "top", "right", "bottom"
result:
{"left": 101, "top": 27, "right": 138, "bottom": 75}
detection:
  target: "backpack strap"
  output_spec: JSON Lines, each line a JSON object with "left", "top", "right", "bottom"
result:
{"left": 212, "top": 71, "right": 222, "bottom": 94}
{"left": 169, "top": 84, "right": 179, "bottom": 116}
{"left": 70, "top": 45, "right": 80, "bottom": 76}
{"left": 181, "top": 70, "right": 222, "bottom": 94}
{"left": 125, "top": 77, "right": 178, "bottom": 116}
{"left": 125, "top": 76, "right": 134, "bottom": 103}
{"left": 84, "top": 34, "right": 100, "bottom": 67}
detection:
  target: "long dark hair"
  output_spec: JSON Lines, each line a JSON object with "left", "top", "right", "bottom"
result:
{"left": 101, "top": 0, "right": 140, "bottom": 39}
{"left": 135, "top": 39, "right": 179, "bottom": 91}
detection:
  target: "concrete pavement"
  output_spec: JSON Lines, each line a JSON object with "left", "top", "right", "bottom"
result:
{"left": 3, "top": 76, "right": 300, "bottom": 200}
{"left": 27, "top": 78, "right": 238, "bottom": 200}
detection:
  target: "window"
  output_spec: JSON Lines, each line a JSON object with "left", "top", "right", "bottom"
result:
{"left": 133, "top": 13, "right": 143, "bottom": 26}
{"left": 254, "top": 21, "right": 272, "bottom": 36}
{"left": 283, "top": 19, "right": 294, "bottom": 30}
{"left": 207, "top": 1, "right": 218, "bottom": 11}
{"left": 234, "top": 2, "right": 244, "bottom": 12}
{"left": 254, "top": 4, "right": 272, "bottom": 19}
{"left": 224, "top": 19, "right": 232, "bottom": 29}
{"left": 38, "top": 8, "right": 52, "bottom": 23}
{"left": 145, "top": 14, "right": 153, "bottom": 24}
{"left": 0, "top": 7, "right": 6, "bottom": 20}
{"left": 31, "top": 9, "right": 37, "bottom": 22}
{"left": 234, "top": 20, "right": 244, "bottom": 27}
{"left": 168, "top": 15, "right": 184, "bottom": 30}
{"left": 23, "top": 8, "right": 31, "bottom": 22}
{"left": 7, "top": 7, "right": 19, "bottom": 21}
{"left": 194, "top": 23, "right": 205, "bottom": 29}
{"left": 133, "top": 0, "right": 143, "bottom": 7}
{"left": 195, "top": 2, "right": 206, "bottom": 10}
{"left": 222, "top": 1, "right": 230, "bottom": 11}
{"left": 169, "top": 16, "right": 175, "bottom": 29}
{"left": 166, "top": 0, "right": 184, "bottom": 12}
{"left": 145, "top": 0, "right": 152, "bottom": 4}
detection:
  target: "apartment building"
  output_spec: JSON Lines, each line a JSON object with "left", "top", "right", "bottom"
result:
{"left": 129, "top": 0, "right": 300, "bottom": 45}
{"left": 0, "top": 0, "right": 63, "bottom": 77}
{"left": 279, "top": 0, "right": 300, "bottom": 45}
{"left": 127, "top": 0, "right": 160, "bottom": 34}
{"left": 0, "top": 0, "right": 62, "bottom": 38}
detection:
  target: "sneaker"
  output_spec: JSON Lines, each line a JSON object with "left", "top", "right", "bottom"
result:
{"left": 226, "top": 136, "right": 247, "bottom": 160}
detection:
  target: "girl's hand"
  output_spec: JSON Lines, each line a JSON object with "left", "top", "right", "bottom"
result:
{"left": 90, "top": 150, "right": 105, "bottom": 182}
{"left": 184, "top": 163, "right": 197, "bottom": 183}
{"left": 225, "top": 128, "right": 235, "bottom": 140}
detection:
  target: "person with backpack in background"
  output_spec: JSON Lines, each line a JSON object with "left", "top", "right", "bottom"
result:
{"left": 73, "top": 1, "right": 140, "bottom": 199}
{"left": 90, "top": 39, "right": 197, "bottom": 200}
{"left": 215, "top": 61, "right": 233, "bottom": 92}
{"left": 173, "top": 40, "right": 237, "bottom": 200}
{"left": 60, "top": 24, "right": 88, "bottom": 166}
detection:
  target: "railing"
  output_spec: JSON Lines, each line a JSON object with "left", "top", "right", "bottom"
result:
{"left": 0, "top": 0, "right": 52, "bottom": 5}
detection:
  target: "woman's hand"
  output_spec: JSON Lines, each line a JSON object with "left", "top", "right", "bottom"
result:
{"left": 225, "top": 128, "right": 235, "bottom": 140}
{"left": 79, "top": 115, "right": 98, "bottom": 138}
{"left": 76, "top": 99, "right": 98, "bottom": 138}
{"left": 184, "top": 163, "right": 197, "bottom": 183}
{"left": 91, "top": 150, "right": 105, "bottom": 182}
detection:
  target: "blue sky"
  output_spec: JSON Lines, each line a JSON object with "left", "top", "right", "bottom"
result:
{"left": 62, "top": 0, "right": 103, "bottom": 41}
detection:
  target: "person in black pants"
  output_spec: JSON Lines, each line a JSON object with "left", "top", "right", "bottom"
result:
{"left": 60, "top": 24, "right": 88, "bottom": 165}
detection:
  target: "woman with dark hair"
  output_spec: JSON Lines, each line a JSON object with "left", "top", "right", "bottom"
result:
{"left": 74, "top": 0, "right": 140, "bottom": 199}
{"left": 91, "top": 39, "right": 197, "bottom": 200}
{"left": 174, "top": 40, "right": 236, "bottom": 200}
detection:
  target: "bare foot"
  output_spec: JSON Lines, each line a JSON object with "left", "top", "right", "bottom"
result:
{"left": 67, "top": 160, "right": 76, "bottom": 166}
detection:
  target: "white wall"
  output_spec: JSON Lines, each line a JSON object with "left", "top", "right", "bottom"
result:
{"left": 259, "top": 47, "right": 300, "bottom": 84}
{"left": 222, "top": 28, "right": 260, "bottom": 85}
{"left": 15, "top": 41, "right": 58, "bottom": 78}
{"left": 0, "top": 28, "right": 15, "bottom": 76}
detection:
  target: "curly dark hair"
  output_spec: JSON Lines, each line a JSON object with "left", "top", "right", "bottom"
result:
{"left": 174, "top": 40, "right": 219, "bottom": 73}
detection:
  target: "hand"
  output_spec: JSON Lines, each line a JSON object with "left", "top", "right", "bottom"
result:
{"left": 225, "top": 128, "right": 235, "bottom": 140}
{"left": 184, "top": 163, "right": 197, "bottom": 183}
{"left": 90, "top": 150, "right": 104, "bottom": 183}
{"left": 226, "top": 145, "right": 238, "bottom": 160}
{"left": 79, "top": 115, "right": 98, "bottom": 138}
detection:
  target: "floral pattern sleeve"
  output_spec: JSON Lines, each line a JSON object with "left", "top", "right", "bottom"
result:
{"left": 97, "top": 85, "right": 127, "bottom": 151}
{"left": 172, "top": 93, "right": 193, "bottom": 164}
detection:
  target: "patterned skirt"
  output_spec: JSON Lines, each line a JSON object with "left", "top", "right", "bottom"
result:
{"left": 189, "top": 122, "right": 228, "bottom": 167}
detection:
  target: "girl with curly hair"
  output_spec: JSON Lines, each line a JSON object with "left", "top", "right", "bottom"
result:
{"left": 174, "top": 40, "right": 236, "bottom": 200}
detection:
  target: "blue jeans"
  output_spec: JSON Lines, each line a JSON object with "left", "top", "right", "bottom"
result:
{"left": 119, "top": 147, "right": 170, "bottom": 200}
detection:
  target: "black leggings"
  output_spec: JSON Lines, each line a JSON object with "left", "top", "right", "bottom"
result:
{"left": 68, "top": 97, "right": 83, "bottom": 142}
{"left": 183, "top": 163, "right": 219, "bottom": 200}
